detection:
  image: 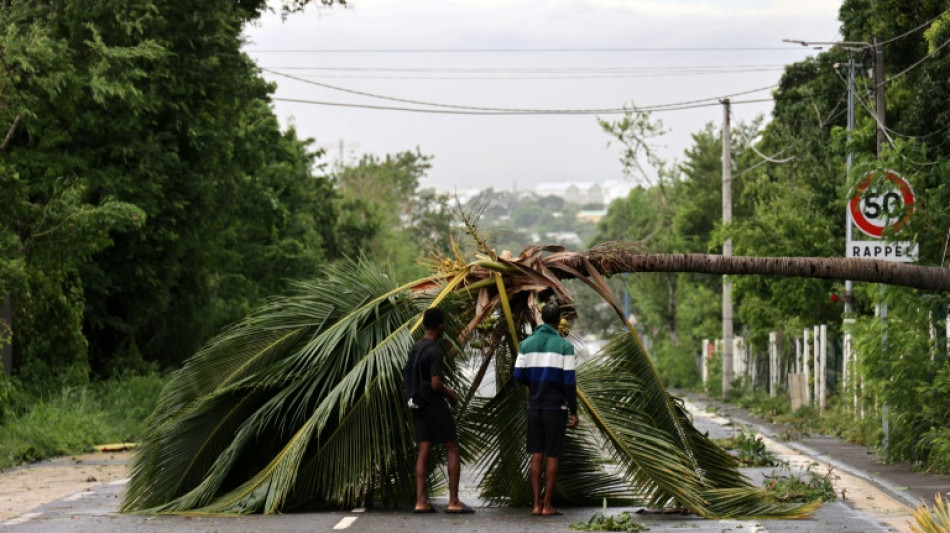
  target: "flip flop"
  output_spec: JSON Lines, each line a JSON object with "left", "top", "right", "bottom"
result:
{"left": 541, "top": 509, "right": 564, "bottom": 516}
{"left": 412, "top": 506, "right": 439, "bottom": 514}
{"left": 444, "top": 505, "right": 476, "bottom": 514}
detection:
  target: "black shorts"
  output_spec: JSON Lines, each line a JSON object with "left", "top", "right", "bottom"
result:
{"left": 413, "top": 401, "right": 458, "bottom": 444}
{"left": 527, "top": 409, "right": 567, "bottom": 458}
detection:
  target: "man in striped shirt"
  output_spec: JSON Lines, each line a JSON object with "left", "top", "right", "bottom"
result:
{"left": 513, "top": 302, "right": 579, "bottom": 517}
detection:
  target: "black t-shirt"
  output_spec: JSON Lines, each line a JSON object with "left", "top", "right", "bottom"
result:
{"left": 412, "top": 338, "right": 447, "bottom": 408}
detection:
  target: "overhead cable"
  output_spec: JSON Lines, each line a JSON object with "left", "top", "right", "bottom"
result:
{"left": 261, "top": 67, "right": 776, "bottom": 113}
{"left": 261, "top": 64, "right": 787, "bottom": 72}
{"left": 247, "top": 46, "right": 807, "bottom": 54}
{"left": 876, "top": 36, "right": 950, "bottom": 88}
{"left": 877, "top": 8, "right": 950, "bottom": 47}
{"left": 262, "top": 70, "right": 783, "bottom": 81}
{"left": 836, "top": 67, "right": 948, "bottom": 142}
{"left": 261, "top": 64, "right": 785, "bottom": 81}
{"left": 270, "top": 96, "right": 776, "bottom": 115}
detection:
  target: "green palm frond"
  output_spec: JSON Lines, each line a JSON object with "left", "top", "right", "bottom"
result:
{"left": 125, "top": 248, "right": 819, "bottom": 520}
{"left": 124, "top": 259, "right": 459, "bottom": 513}
{"left": 577, "top": 332, "right": 815, "bottom": 518}
{"left": 467, "top": 379, "right": 532, "bottom": 506}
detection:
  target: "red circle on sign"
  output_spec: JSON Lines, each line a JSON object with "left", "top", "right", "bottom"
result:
{"left": 849, "top": 171, "right": 915, "bottom": 238}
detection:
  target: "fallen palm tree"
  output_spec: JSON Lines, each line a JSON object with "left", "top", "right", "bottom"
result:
{"left": 128, "top": 238, "right": 937, "bottom": 517}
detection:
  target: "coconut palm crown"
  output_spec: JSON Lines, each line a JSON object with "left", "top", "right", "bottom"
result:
{"left": 123, "top": 240, "right": 818, "bottom": 519}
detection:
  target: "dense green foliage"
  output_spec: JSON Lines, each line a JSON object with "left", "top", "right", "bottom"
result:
{"left": 465, "top": 188, "right": 599, "bottom": 254}
{"left": 0, "top": 0, "right": 460, "bottom": 468}
{"left": 0, "top": 0, "right": 376, "bottom": 387}
{"left": 334, "top": 151, "right": 455, "bottom": 282}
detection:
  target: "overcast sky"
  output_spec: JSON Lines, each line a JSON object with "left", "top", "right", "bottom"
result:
{"left": 242, "top": 0, "right": 844, "bottom": 193}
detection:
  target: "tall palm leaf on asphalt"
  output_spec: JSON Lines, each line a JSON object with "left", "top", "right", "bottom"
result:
{"left": 123, "top": 238, "right": 821, "bottom": 518}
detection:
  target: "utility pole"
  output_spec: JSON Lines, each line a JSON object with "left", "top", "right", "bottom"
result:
{"left": 874, "top": 36, "right": 887, "bottom": 155}
{"left": 721, "top": 98, "right": 733, "bottom": 398}
{"left": 872, "top": 35, "right": 891, "bottom": 455}
{"left": 843, "top": 52, "right": 858, "bottom": 411}
{"left": 844, "top": 53, "right": 856, "bottom": 315}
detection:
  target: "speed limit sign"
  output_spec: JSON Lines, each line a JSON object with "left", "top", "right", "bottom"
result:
{"left": 849, "top": 170, "right": 915, "bottom": 238}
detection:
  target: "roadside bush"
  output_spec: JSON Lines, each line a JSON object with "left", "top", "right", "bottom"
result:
{"left": 808, "top": 399, "right": 880, "bottom": 447}
{"left": 732, "top": 431, "right": 782, "bottom": 467}
{"left": 0, "top": 371, "right": 164, "bottom": 469}
{"left": 763, "top": 462, "right": 837, "bottom": 503}
{"left": 728, "top": 379, "right": 789, "bottom": 421}
{"left": 652, "top": 340, "right": 701, "bottom": 389}
{"left": 0, "top": 372, "right": 18, "bottom": 422}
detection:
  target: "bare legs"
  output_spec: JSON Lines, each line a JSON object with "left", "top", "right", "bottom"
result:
{"left": 415, "top": 439, "right": 468, "bottom": 512}
{"left": 444, "top": 439, "right": 464, "bottom": 510}
{"left": 530, "top": 452, "right": 560, "bottom": 515}
{"left": 415, "top": 441, "right": 433, "bottom": 511}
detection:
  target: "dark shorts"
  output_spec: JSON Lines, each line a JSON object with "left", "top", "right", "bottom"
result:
{"left": 413, "top": 401, "right": 458, "bottom": 444}
{"left": 527, "top": 409, "right": 567, "bottom": 458}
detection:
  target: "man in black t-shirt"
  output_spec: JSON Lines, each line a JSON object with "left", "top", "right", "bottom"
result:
{"left": 408, "top": 308, "right": 474, "bottom": 514}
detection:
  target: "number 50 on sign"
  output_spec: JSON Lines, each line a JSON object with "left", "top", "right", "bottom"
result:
{"left": 847, "top": 170, "right": 918, "bottom": 262}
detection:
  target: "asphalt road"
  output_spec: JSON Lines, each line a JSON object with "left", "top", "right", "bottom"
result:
{"left": 0, "top": 401, "right": 911, "bottom": 533}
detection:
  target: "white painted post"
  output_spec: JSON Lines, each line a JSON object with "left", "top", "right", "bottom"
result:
{"left": 819, "top": 324, "right": 828, "bottom": 410}
{"left": 930, "top": 311, "right": 937, "bottom": 362}
{"left": 813, "top": 325, "right": 821, "bottom": 407}
{"left": 701, "top": 339, "right": 709, "bottom": 392}
{"left": 734, "top": 336, "right": 745, "bottom": 379}
{"left": 768, "top": 332, "right": 777, "bottom": 397}
{"left": 794, "top": 337, "right": 800, "bottom": 374}
{"left": 749, "top": 343, "right": 757, "bottom": 388}
{"left": 840, "top": 318, "right": 857, "bottom": 402}
{"left": 803, "top": 328, "right": 811, "bottom": 406}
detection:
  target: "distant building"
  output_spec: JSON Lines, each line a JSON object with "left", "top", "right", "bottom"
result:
{"left": 535, "top": 180, "right": 631, "bottom": 206}
{"left": 543, "top": 231, "right": 583, "bottom": 247}
{"left": 576, "top": 209, "right": 607, "bottom": 224}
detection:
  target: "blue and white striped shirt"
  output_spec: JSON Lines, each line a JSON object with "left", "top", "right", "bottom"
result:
{"left": 513, "top": 324, "right": 577, "bottom": 414}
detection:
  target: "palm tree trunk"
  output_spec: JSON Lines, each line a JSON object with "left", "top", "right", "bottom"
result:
{"left": 557, "top": 243, "right": 950, "bottom": 292}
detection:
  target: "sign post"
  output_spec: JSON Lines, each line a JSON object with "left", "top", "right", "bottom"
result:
{"left": 847, "top": 170, "right": 917, "bottom": 262}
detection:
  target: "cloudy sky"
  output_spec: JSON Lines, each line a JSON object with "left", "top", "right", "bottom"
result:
{"left": 242, "top": 0, "right": 844, "bottom": 193}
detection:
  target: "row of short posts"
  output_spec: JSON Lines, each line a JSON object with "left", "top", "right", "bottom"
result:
{"left": 701, "top": 336, "right": 750, "bottom": 392}
{"left": 787, "top": 325, "right": 829, "bottom": 411}
{"left": 702, "top": 325, "right": 836, "bottom": 412}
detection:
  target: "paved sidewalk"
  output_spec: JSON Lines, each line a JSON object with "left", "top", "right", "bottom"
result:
{"left": 680, "top": 391, "right": 950, "bottom": 509}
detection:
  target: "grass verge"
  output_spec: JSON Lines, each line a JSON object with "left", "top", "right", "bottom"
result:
{"left": 0, "top": 373, "right": 164, "bottom": 470}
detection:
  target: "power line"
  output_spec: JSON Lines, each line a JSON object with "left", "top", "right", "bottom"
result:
{"left": 877, "top": 36, "right": 950, "bottom": 88}
{"left": 261, "top": 67, "right": 776, "bottom": 113}
{"left": 262, "top": 70, "right": 784, "bottom": 81}
{"left": 261, "top": 64, "right": 789, "bottom": 72}
{"left": 246, "top": 46, "right": 808, "bottom": 54}
{"left": 261, "top": 64, "right": 785, "bottom": 81}
{"left": 269, "top": 96, "right": 777, "bottom": 115}
{"left": 836, "top": 62, "right": 950, "bottom": 142}
{"left": 877, "top": 8, "right": 950, "bottom": 47}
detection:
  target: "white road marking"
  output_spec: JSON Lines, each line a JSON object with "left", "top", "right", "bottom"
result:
{"left": 2, "top": 512, "right": 42, "bottom": 526}
{"left": 333, "top": 516, "right": 358, "bottom": 529}
{"left": 351, "top": 507, "right": 366, "bottom": 513}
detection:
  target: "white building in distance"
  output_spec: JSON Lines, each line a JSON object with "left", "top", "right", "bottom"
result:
{"left": 535, "top": 180, "right": 632, "bottom": 206}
